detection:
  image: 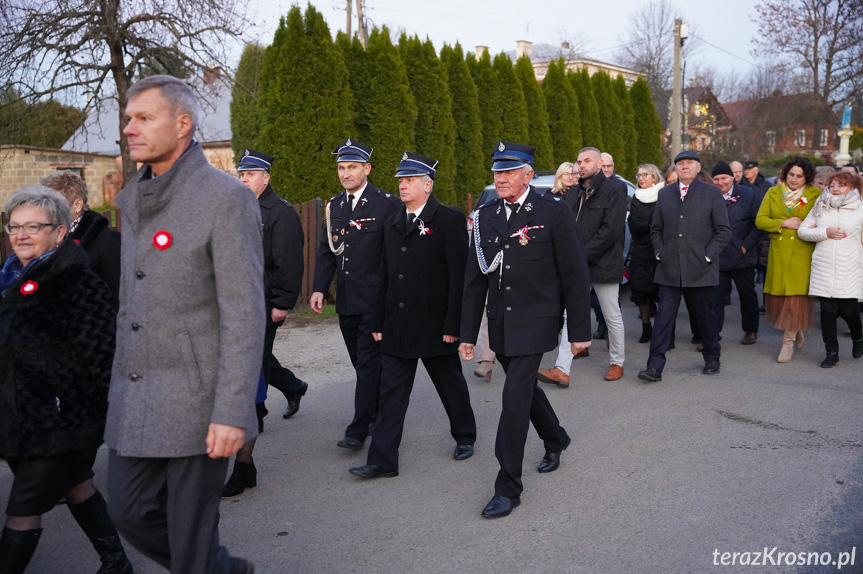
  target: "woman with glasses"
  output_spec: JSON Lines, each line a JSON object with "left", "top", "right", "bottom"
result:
{"left": 551, "top": 162, "right": 576, "bottom": 195}
{"left": 627, "top": 164, "right": 664, "bottom": 343}
{"left": 797, "top": 171, "right": 863, "bottom": 367}
{"left": 0, "top": 187, "right": 132, "bottom": 573}
{"left": 755, "top": 157, "right": 821, "bottom": 363}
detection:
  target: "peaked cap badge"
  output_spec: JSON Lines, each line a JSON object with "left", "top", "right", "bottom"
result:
{"left": 402, "top": 152, "right": 409, "bottom": 160}
{"left": 346, "top": 138, "right": 352, "bottom": 146}
{"left": 498, "top": 141, "right": 505, "bottom": 152}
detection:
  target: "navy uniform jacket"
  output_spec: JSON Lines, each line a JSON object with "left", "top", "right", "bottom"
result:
{"left": 718, "top": 183, "right": 763, "bottom": 272}
{"left": 650, "top": 178, "right": 731, "bottom": 288}
{"left": 372, "top": 194, "right": 467, "bottom": 359}
{"left": 259, "top": 184, "right": 304, "bottom": 324}
{"left": 461, "top": 187, "right": 591, "bottom": 357}
{"left": 312, "top": 182, "right": 402, "bottom": 316}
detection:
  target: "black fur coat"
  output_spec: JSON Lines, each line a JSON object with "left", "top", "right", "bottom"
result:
{"left": 0, "top": 240, "right": 116, "bottom": 459}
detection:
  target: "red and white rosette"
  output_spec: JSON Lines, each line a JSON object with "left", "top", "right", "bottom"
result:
{"left": 20, "top": 280, "right": 38, "bottom": 295}
{"left": 153, "top": 230, "right": 173, "bottom": 250}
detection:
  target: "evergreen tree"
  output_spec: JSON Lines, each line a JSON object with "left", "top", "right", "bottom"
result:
{"left": 257, "top": 6, "right": 354, "bottom": 204}
{"left": 359, "top": 26, "right": 417, "bottom": 186}
{"left": 440, "top": 43, "right": 485, "bottom": 211}
{"left": 0, "top": 88, "right": 84, "bottom": 148}
{"left": 335, "top": 31, "right": 367, "bottom": 142}
{"left": 515, "top": 55, "right": 553, "bottom": 170}
{"left": 629, "top": 77, "right": 664, "bottom": 168}
{"left": 613, "top": 75, "right": 638, "bottom": 179}
{"left": 591, "top": 70, "right": 625, "bottom": 173}
{"left": 468, "top": 50, "right": 502, "bottom": 178}
{"left": 398, "top": 35, "right": 456, "bottom": 205}
{"left": 230, "top": 43, "right": 265, "bottom": 165}
{"left": 568, "top": 68, "right": 604, "bottom": 150}
{"left": 543, "top": 58, "right": 580, "bottom": 167}
{"left": 492, "top": 52, "right": 528, "bottom": 144}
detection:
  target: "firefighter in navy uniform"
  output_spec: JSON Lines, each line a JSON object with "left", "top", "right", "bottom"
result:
{"left": 222, "top": 148, "right": 307, "bottom": 498}
{"left": 460, "top": 141, "right": 592, "bottom": 518}
{"left": 310, "top": 138, "right": 402, "bottom": 450}
{"left": 348, "top": 152, "right": 477, "bottom": 479}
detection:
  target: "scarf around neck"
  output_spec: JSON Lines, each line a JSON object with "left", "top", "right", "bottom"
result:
{"left": 634, "top": 182, "right": 663, "bottom": 204}
{"left": 781, "top": 182, "right": 805, "bottom": 211}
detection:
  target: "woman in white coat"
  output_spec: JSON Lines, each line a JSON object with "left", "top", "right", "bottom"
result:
{"left": 797, "top": 171, "right": 863, "bottom": 367}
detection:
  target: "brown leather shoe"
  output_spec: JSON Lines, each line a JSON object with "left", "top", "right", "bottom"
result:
{"left": 604, "top": 364, "right": 624, "bottom": 381}
{"left": 537, "top": 367, "right": 570, "bottom": 387}
{"left": 741, "top": 332, "right": 757, "bottom": 345}
{"left": 573, "top": 348, "right": 590, "bottom": 359}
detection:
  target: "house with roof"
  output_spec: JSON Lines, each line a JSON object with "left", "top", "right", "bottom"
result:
{"left": 653, "top": 86, "right": 735, "bottom": 166}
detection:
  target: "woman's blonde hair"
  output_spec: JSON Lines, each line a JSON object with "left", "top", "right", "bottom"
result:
{"left": 552, "top": 162, "right": 574, "bottom": 194}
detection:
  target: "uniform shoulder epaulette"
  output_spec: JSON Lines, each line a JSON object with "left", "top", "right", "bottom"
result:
{"left": 538, "top": 192, "right": 562, "bottom": 203}
{"left": 476, "top": 197, "right": 501, "bottom": 211}
{"left": 329, "top": 193, "right": 341, "bottom": 202}
{"left": 376, "top": 188, "right": 396, "bottom": 199}
{"left": 279, "top": 198, "right": 293, "bottom": 209}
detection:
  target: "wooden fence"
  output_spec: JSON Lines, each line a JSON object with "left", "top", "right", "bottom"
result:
{"left": 2, "top": 200, "right": 322, "bottom": 310}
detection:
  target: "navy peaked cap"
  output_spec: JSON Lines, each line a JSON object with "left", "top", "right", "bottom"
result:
{"left": 491, "top": 140, "right": 536, "bottom": 171}
{"left": 394, "top": 151, "right": 438, "bottom": 180}
{"left": 333, "top": 138, "right": 373, "bottom": 163}
{"left": 673, "top": 149, "right": 701, "bottom": 164}
{"left": 238, "top": 148, "right": 274, "bottom": 171}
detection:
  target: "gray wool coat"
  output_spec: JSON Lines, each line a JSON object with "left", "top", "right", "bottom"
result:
{"left": 104, "top": 143, "right": 266, "bottom": 458}
{"left": 650, "top": 178, "right": 731, "bottom": 288}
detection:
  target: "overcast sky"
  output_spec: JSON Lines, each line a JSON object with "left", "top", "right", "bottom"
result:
{"left": 247, "top": 0, "right": 763, "bottom": 77}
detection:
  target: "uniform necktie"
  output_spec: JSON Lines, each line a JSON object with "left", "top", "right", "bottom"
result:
{"left": 680, "top": 185, "right": 689, "bottom": 201}
{"left": 348, "top": 194, "right": 355, "bottom": 212}
{"left": 507, "top": 202, "right": 520, "bottom": 223}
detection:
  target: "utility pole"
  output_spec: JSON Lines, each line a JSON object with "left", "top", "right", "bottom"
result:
{"left": 345, "top": 0, "right": 352, "bottom": 38}
{"left": 355, "top": 0, "right": 368, "bottom": 48}
{"left": 671, "top": 18, "right": 684, "bottom": 158}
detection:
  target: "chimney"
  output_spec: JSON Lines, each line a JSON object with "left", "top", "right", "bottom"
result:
{"left": 561, "top": 41, "right": 570, "bottom": 51}
{"left": 516, "top": 40, "right": 533, "bottom": 59}
{"left": 475, "top": 45, "right": 488, "bottom": 58}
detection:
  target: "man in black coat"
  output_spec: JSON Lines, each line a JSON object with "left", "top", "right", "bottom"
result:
{"left": 461, "top": 141, "right": 591, "bottom": 519}
{"left": 638, "top": 150, "right": 731, "bottom": 382}
{"left": 711, "top": 161, "right": 762, "bottom": 345}
{"left": 741, "top": 160, "right": 772, "bottom": 196}
{"left": 348, "top": 152, "right": 477, "bottom": 479}
{"left": 310, "top": 139, "right": 402, "bottom": 450}
{"left": 222, "top": 148, "right": 307, "bottom": 498}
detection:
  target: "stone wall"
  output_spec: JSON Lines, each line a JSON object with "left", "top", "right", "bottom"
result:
{"left": 0, "top": 146, "right": 120, "bottom": 208}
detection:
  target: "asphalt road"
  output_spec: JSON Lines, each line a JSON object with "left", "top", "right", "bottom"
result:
{"left": 9, "top": 292, "right": 863, "bottom": 574}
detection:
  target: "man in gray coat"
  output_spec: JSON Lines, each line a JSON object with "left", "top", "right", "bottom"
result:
{"left": 104, "top": 75, "right": 264, "bottom": 574}
{"left": 638, "top": 150, "right": 731, "bottom": 382}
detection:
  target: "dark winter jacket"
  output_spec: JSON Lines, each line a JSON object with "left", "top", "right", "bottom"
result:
{"left": 259, "top": 185, "right": 304, "bottom": 323}
{"left": 565, "top": 170, "right": 627, "bottom": 283}
{"left": 71, "top": 209, "right": 121, "bottom": 309}
{"left": 626, "top": 196, "right": 658, "bottom": 294}
{"left": 0, "top": 240, "right": 115, "bottom": 459}
{"left": 740, "top": 173, "right": 772, "bottom": 196}
{"left": 718, "top": 183, "right": 763, "bottom": 271}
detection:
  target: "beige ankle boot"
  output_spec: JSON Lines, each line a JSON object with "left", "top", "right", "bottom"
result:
{"left": 778, "top": 330, "right": 795, "bottom": 363}
{"left": 473, "top": 360, "right": 495, "bottom": 381}
{"left": 795, "top": 330, "right": 805, "bottom": 349}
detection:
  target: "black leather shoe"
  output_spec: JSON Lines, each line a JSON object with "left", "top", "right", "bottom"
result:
{"left": 337, "top": 436, "right": 363, "bottom": 450}
{"left": 537, "top": 436, "right": 571, "bottom": 473}
{"left": 348, "top": 464, "right": 398, "bottom": 478}
{"left": 221, "top": 460, "right": 257, "bottom": 498}
{"left": 592, "top": 325, "right": 608, "bottom": 339}
{"left": 820, "top": 353, "right": 839, "bottom": 368}
{"left": 637, "top": 368, "right": 662, "bottom": 382}
{"left": 454, "top": 444, "right": 474, "bottom": 460}
{"left": 283, "top": 381, "right": 308, "bottom": 419}
{"left": 481, "top": 494, "right": 520, "bottom": 519}
{"left": 853, "top": 338, "right": 863, "bottom": 359}
{"left": 703, "top": 360, "right": 720, "bottom": 375}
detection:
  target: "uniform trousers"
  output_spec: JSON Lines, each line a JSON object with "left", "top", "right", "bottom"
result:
{"left": 338, "top": 313, "right": 383, "bottom": 441}
{"left": 107, "top": 450, "right": 235, "bottom": 574}
{"left": 714, "top": 268, "right": 759, "bottom": 335}
{"left": 495, "top": 353, "right": 569, "bottom": 498}
{"left": 367, "top": 353, "right": 477, "bottom": 470}
{"left": 648, "top": 285, "right": 720, "bottom": 372}
{"left": 264, "top": 323, "right": 304, "bottom": 399}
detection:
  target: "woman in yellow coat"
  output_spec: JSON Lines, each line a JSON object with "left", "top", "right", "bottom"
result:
{"left": 755, "top": 157, "right": 821, "bottom": 362}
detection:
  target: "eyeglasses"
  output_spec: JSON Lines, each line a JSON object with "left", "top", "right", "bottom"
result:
{"left": 635, "top": 173, "right": 650, "bottom": 179}
{"left": 828, "top": 182, "right": 849, "bottom": 189}
{"left": 3, "top": 222, "right": 58, "bottom": 235}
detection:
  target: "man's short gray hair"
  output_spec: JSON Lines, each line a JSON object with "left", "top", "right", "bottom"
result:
{"left": 5, "top": 186, "right": 73, "bottom": 229}
{"left": 41, "top": 170, "right": 89, "bottom": 207}
{"left": 578, "top": 146, "right": 601, "bottom": 157}
{"left": 126, "top": 74, "right": 200, "bottom": 130}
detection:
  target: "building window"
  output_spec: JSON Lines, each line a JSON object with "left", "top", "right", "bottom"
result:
{"left": 820, "top": 128, "right": 829, "bottom": 147}
{"left": 766, "top": 131, "right": 776, "bottom": 147}
{"left": 795, "top": 129, "right": 806, "bottom": 147}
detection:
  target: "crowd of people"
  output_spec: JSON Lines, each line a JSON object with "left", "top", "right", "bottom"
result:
{"left": 1, "top": 71, "right": 862, "bottom": 572}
